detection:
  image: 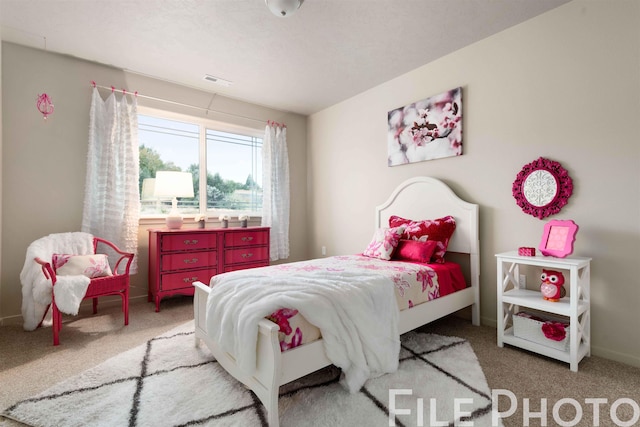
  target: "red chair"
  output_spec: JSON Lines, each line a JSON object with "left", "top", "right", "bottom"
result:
{"left": 34, "top": 237, "right": 134, "bottom": 345}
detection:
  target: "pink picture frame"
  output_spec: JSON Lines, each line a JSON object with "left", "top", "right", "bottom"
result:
{"left": 539, "top": 219, "right": 579, "bottom": 258}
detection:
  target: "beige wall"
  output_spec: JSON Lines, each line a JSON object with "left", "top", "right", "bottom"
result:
{"left": 0, "top": 42, "right": 308, "bottom": 322}
{"left": 308, "top": 0, "right": 640, "bottom": 367}
{"left": 0, "top": 31, "right": 3, "bottom": 318}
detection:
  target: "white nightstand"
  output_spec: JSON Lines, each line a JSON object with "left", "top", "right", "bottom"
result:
{"left": 496, "top": 251, "right": 591, "bottom": 371}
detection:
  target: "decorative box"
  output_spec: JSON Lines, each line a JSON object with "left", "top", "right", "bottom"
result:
{"left": 518, "top": 247, "right": 536, "bottom": 256}
{"left": 513, "top": 311, "right": 570, "bottom": 351}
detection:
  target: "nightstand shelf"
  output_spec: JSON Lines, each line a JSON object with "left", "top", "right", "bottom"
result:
{"left": 501, "top": 327, "right": 590, "bottom": 365}
{"left": 496, "top": 251, "right": 591, "bottom": 371}
{"left": 501, "top": 289, "right": 588, "bottom": 317}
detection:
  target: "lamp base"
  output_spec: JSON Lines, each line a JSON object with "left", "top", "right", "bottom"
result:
{"left": 166, "top": 215, "right": 184, "bottom": 230}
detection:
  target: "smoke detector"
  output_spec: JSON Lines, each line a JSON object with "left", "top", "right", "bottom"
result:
{"left": 203, "top": 75, "right": 233, "bottom": 87}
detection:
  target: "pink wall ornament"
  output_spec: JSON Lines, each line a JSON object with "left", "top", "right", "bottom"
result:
{"left": 512, "top": 157, "right": 573, "bottom": 219}
{"left": 539, "top": 219, "right": 579, "bottom": 258}
{"left": 36, "top": 93, "right": 54, "bottom": 120}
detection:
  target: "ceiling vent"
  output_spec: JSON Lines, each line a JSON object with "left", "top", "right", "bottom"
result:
{"left": 203, "top": 75, "right": 233, "bottom": 87}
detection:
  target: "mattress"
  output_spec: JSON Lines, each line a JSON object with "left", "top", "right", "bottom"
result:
{"left": 260, "top": 254, "right": 467, "bottom": 351}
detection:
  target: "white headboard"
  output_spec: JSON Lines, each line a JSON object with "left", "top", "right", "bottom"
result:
{"left": 375, "top": 177, "right": 479, "bottom": 257}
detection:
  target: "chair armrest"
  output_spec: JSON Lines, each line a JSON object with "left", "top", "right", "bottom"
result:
{"left": 93, "top": 237, "right": 135, "bottom": 275}
{"left": 34, "top": 257, "right": 57, "bottom": 284}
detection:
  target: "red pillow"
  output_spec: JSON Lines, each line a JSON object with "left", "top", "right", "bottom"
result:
{"left": 388, "top": 215, "right": 456, "bottom": 263}
{"left": 392, "top": 240, "right": 437, "bottom": 263}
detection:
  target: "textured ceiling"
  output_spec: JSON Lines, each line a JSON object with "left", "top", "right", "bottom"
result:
{"left": 0, "top": 0, "right": 569, "bottom": 115}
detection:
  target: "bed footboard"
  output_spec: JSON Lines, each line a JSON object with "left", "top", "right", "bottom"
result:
{"left": 193, "top": 281, "right": 283, "bottom": 427}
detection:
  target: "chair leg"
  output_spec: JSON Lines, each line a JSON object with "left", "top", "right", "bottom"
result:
{"left": 93, "top": 297, "right": 98, "bottom": 314}
{"left": 52, "top": 302, "right": 61, "bottom": 346}
{"left": 123, "top": 289, "right": 129, "bottom": 326}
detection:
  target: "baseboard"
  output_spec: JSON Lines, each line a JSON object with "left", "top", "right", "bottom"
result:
{"left": 591, "top": 345, "right": 640, "bottom": 369}
{"left": 0, "top": 294, "right": 151, "bottom": 327}
{"left": 481, "top": 315, "right": 497, "bottom": 328}
{"left": 0, "top": 313, "right": 24, "bottom": 326}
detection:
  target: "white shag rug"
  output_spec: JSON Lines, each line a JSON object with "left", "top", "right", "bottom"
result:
{"left": 2, "top": 321, "right": 497, "bottom": 426}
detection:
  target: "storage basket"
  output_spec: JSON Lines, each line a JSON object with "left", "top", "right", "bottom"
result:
{"left": 513, "top": 311, "right": 570, "bottom": 351}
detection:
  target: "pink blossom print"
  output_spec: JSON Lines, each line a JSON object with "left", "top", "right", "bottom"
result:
{"left": 389, "top": 215, "right": 456, "bottom": 263}
{"left": 83, "top": 256, "right": 110, "bottom": 278}
{"left": 387, "top": 87, "right": 462, "bottom": 167}
{"left": 417, "top": 269, "right": 437, "bottom": 292}
{"left": 392, "top": 275, "right": 411, "bottom": 297}
{"left": 267, "top": 308, "right": 299, "bottom": 335}
{"left": 362, "top": 225, "right": 406, "bottom": 260}
{"left": 280, "top": 328, "right": 303, "bottom": 351}
{"left": 52, "top": 254, "right": 71, "bottom": 269}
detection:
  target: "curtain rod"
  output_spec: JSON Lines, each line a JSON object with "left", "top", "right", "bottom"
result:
{"left": 90, "top": 81, "right": 272, "bottom": 125}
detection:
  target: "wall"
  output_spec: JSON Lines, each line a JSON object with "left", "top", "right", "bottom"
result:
{"left": 0, "top": 42, "right": 308, "bottom": 322}
{"left": 0, "top": 30, "right": 3, "bottom": 319}
{"left": 307, "top": 0, "right": 640, "bottom": 366}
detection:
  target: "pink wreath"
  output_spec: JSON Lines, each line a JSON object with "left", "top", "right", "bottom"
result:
{"left": 512, "top": 157, "right": 573, "bottom": 219}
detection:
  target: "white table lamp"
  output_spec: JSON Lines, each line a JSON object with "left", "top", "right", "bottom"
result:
{"left": 153, "top": 171, "right": 195, "bottom": 229}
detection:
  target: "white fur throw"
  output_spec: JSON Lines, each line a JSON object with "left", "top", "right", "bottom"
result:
{"left": 20, "top": 232, "right": 95, "bottom": 331}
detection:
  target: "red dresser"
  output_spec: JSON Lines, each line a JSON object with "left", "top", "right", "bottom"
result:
{"left": 148, "top": 227, "right": 270, "bottom": 311}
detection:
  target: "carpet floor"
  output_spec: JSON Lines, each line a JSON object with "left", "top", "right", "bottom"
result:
{"left": 1, "top": 297, "right": 639, "bottom": 427}
{"left": 2, "top": 321, "right": 496, "bottom": 427}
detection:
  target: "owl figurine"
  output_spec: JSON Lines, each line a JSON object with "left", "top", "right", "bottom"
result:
{"left": 540, "top": 269, "right": 566, "bottom": 302}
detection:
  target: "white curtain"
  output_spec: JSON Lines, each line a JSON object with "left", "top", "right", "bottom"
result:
{"left": 261, "top": 123, "right": 290, "bottom": 261}
{"left": 82, "top": 87, "right": 140, "bottom": 273}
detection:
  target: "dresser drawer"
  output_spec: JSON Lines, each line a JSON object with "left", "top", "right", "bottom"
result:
{"left": 161, "top": 233, "right": 217, "bottom": 252}
{"left": 160, "top": 268, "right": 217, "bottom": 291}
{"left": 224, "top": 246, "right": 269, "bottom": 265}
{"left": 225, "top": 230, "right": 269, "bottom": 248}
{"left": 161, "top": 251, "right": 217, "bottom": 272}
{"left": 224, "top": 262, "right": 269, "bottom": 273}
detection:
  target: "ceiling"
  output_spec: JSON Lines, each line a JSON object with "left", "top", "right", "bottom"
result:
{"left": 0, "top": 0, "right": 569, "bottom": 116}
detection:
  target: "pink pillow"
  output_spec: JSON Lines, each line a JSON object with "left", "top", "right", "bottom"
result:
{"left": 388, "top": 215, "right": 456, "bottom": 263}
{"left": 362, "top": 225, "right": 406, "bottom": 260}
{"left": 392, "top": 240, "right": 438, "bottom": 263}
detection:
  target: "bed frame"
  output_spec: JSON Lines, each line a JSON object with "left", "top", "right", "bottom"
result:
{"left": 193, "top": 176, "right": 479, "bottom": 427}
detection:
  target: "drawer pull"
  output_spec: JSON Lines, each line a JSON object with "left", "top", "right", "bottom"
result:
{"left": 183, "top": 239, "right": 199, "bottom": 245}
{"left": 241, "top": 236, "right": 254, "bottom": 242}
{"left": 241, "top": 253, "right": 254, "bottom": 258}
{"left": 183, "top": 258, "right": 199, "bottom": 264}
{"left": 182, "top": 276, "right": 199, "bottom": 283}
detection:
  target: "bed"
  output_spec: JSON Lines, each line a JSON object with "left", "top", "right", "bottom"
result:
{"left": 192, "top": 176, "right": 480, "bottom": 427}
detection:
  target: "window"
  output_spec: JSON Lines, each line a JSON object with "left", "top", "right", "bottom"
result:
{"left": 138, "top": 109, "right": 263, "bottom": 217}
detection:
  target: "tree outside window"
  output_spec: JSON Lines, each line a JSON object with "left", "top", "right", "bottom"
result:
{"left": 138, "top": 113, "right": 262, "bottom": 217}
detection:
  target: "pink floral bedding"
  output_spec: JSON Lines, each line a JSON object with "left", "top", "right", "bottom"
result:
{"left": 262, "top": 254, "right": 466, "bottom": 351}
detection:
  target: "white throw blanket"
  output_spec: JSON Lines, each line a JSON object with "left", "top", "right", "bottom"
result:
{"left": 20, "top": 232, "right": 95, "bottom": 331}
{"left": 206, "top": 265, "right": 400, "bottom": 393}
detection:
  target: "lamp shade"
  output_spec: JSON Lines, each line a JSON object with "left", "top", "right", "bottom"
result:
{"left": 153, "top": 171, "right": 194, "bottom": 199}
{"left": 265, "top": 0, "right": 303, "bottom": 17}
{"left": 153, "top": 171, "right": 194, "bottom": 229}
{"left": 140, "top": 178, "right": 157, "bottom": 200}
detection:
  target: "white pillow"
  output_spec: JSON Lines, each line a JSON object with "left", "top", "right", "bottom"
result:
{"left": 53, "top": 254, "right": 113, "bottom": 278}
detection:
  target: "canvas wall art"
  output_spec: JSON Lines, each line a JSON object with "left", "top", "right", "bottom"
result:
{"left": 387, "top": 87, "right": 462, "bottom": 166}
